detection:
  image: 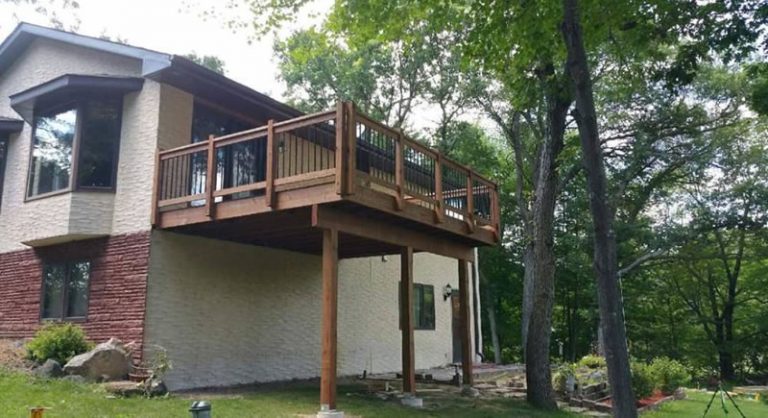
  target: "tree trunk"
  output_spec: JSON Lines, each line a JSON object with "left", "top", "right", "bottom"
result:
{"left": 525, "top": 79, "right": 569, "bottom": 410}
{"left": 488, "top": 303, "right": 502, "bottom": 364}
{"left": 561, "top": 0, "right": 637, "bottom": 417}
{"left": 521, "top": 245, "right": 535, "bottom": 359}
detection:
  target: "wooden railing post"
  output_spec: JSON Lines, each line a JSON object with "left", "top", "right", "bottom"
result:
{"left": 395, "top": 131, "right": 405, "bottom": 211}
{"left": 266, "top": 119, "right": 277, "bottom": 208}
{"left": 335, "top": 102, "right": 346, "bottom": 195}
{"left": 204, "top": 135, "right": 216, "bottom": 219}
{"left": 466, "top": 171, "right": 475, "bottom": 232}
{"left": 345, "top": 101, "right": 356, "bottom": 195}
{"left": 434, "top": 152, "right": 444, "bottom": 223}
{"left": 150, "top": 148, "right": 161, "bottom": 227}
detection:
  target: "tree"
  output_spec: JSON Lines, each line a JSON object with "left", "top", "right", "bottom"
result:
{"left": 1, "top": 0, "right": 80, "bottom": 30}
{"left": 662, "top": 120, "right": 768, "bottom": 379}
{"left": 184, "top": 53, "right": 227, "bottom": 74}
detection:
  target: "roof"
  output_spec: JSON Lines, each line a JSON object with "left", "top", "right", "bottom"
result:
{"left": 0, "top": 22, "right": 304, "bottom": 121}
{"left": 0, "top": 116, "right": 23, "bottom": 133}
{"left": 10, "top": 74, "right": 144, "bottom": 121}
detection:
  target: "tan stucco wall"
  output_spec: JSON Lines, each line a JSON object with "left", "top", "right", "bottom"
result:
{"left": 144, "top": 230, "right": 471, "bottom": 390}
{"left": 0, "top": 38, "right": 171, "bottom": 252}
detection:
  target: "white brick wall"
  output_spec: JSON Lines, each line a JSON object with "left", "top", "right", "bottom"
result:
{"left": 145, "top": 230, "right": 473, "bottom": 390}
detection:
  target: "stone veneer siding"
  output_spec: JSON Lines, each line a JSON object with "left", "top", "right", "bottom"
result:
{"left": 0, "top": 232, "right": 151, "bottom": 355}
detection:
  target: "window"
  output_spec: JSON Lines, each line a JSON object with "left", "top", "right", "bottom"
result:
{"left": 41, "top": 261, "right": 91, "bottom": 320}
{"left": 400, "top": 283, "right": 436, "bottom": 330}
{"left": 28, "top": 105, "right": 76, "bottom": 197}
{"left": 0, "top": 135, "right": 8, "bottom": 211}
{"left": 190, "top": 104, "right": 262, "bottom": 199}
{"left": 27, "top": 98, "right": 122, "bottom": 198}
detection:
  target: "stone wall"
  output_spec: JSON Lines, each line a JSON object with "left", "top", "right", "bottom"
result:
{"left": 0, "top": 232, "right": 151, "bottom": 354}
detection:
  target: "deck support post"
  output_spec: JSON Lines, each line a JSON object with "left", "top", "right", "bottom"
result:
{"left": 320, "top": 228, "right": 341, "bottom": 417}
{"left": 458, "top": 259, "right": 474, "bottom": 387}
{"left": 400, "top": 247, "right": 416, "bottom": 395}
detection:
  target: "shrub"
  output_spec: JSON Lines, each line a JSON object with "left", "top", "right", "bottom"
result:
{"left": 631, "top": 361, "right": 655, "bottom": 399}
{"left": 650, "top": 357, "right": 691, "bottom": 394}
{"left": 578, "top": 354, "right": 607, "bottom": 369}
{"left": 26, "top": 323, "right": 92, "bottom": 365}
{"left": 553, "top": 363, "right": 577, "bottom": 393}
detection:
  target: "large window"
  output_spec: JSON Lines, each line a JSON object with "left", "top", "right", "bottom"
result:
{"left": 400, "top": 282, "right": 436, "bottom": 330}
{"left": 190, "top": 104, "right": 262, "bottom": 199}
{"left": 41, "top": 260, "right": 91, "bottom": 320}
{"left": 27, "top": 98, "right": 122, "bottom": 198}
{"left": 0, "top": 135, "right": 8, "bottom": 211}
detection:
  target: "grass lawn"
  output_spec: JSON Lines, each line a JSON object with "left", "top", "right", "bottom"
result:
{"left": 644, "top": 390, "right": 768, "bottom": 418}
{"left": 0, "top": 370, "right": 574, "bottom": 418}
{"left": 3, "top": 370, "right": 767, "bottom": 418}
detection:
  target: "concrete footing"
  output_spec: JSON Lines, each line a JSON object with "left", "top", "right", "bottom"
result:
{"left": 401, "top": 395, "right": 423, "bottom": 408}
{"left": 317, "top": 409, "right": 344, "bottom": 418}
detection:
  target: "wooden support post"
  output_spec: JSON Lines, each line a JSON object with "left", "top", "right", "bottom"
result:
{"left": 400, "top": 247, "right": 416, "bottom": 395}
{"left": 320, "top": 228, "right": 339, "bottom": 412}
{"left": 458, "top": 259, "right": 474, "bottom": 386}
{"left": 465, "top": 172, "right": 475, "bottom": 233}
{"left": 204, "top": 135, "right": 216, "bottom": 219}
{"left": 335, "top": 102, "right": 346, "bottom": 196}
{"left": 150, "top": 148, "right": 161, "bottom": 227}
{"left": 434, "top": 153, "right": 444, "bottom": 223}
{"left": 394, "top": 131, "right": 405, "bottom": 211}
{"left": 266, "top": 119, "right": 277, "bottom": 208}
{"left": 345, "top": 101, "right": 356, "bottom": 195}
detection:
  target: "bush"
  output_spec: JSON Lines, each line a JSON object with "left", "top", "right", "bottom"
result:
{"left": 553, "top": 363, "right": 577, "bottom": 392}
{"left": 578, "top": 354, "right": 607, "bottom": 369}
{"left": 26, "top": 323, "right": 92, "bottom": 365}
{"left": 650, "top": 357, "right": 691, "bottom": 394}
{"left": 631, "top": 361, "right": 655, "bottom": 399}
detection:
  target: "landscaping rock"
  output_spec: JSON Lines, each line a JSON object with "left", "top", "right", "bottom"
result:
{"left": 62, "top": 375, "right": 86, "bottom": 384}
{"left": 63, "top": 338, "right": 131, "bottom": 381}
{"left": 673, "top": 387, "right": 686, "bottom": 400}
{"left": 148, "top": 379, "right": 168, "bottom": 396}
{"left": 103, "top": 380, "right": 144, "bottom": 397}
{"left": 34, "top": 359, "right": 63, "bottom": 378}
{"left": 461, "top": 386, "right": 481, "bottom": 398}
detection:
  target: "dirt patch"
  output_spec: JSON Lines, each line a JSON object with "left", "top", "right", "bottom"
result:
{"left": 0, "top": 339, "right": 32, "bottom": 371}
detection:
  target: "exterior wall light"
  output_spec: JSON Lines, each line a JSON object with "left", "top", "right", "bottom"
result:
{"left": 442, "top": 284, "right": 453, "bottom": 301}
{"left": 189, "top": 401, "right": 211, "bottom": 418}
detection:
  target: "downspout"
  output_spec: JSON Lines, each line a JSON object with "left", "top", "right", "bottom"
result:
{"left": 473, "top": 248, "right": 484, "bottom": 363}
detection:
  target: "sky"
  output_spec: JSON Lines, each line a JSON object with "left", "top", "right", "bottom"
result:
{"left": 0, "top": 0, "right": 332, "bottom": 101}
{"left": 0, "top": 0, "right": 492, "bottom": 135}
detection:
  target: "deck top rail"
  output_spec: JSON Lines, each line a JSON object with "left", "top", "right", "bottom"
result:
{"left": 152, "top": 102, "right": 500, "bottom": 241}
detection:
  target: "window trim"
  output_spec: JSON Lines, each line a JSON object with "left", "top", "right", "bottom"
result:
{"left": 39, "top": 259, "right": 92, "bottom": 322}
{"left": 24, "top": 96, "right": 123, "bottom": 202}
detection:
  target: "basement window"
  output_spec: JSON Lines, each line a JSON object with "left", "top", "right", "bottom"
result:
{"left": 399, "top": 283, "right": 436, "bottom": 330}
{"left": 41, "top": 260, "right": 91, "bottom": 321}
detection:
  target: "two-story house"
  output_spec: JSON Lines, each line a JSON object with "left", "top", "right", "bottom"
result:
{"left": 0, "top": 23, "right": 499, "bottom": 415}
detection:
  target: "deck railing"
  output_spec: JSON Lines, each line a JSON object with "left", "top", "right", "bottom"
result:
{"left": 152, "top": 102, "right": 499, "bottom": 235}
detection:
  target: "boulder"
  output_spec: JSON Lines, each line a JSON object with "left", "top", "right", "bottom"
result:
{"left": 63, "top": 338, "right": 131, "bottom": 381}
{"left": 33, "top": 359, "right": 63, "bottom": 379}
{"left": 62, "top": 375, "right": 86, "bottom": 384}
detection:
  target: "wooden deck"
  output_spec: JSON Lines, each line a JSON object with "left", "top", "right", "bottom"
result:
{"left": 151, "top": 102, "right": 500, "bottom": 259}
